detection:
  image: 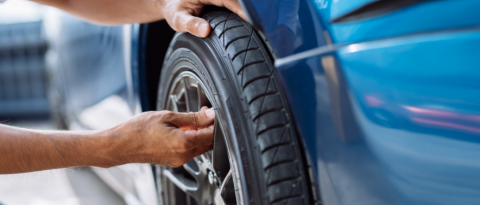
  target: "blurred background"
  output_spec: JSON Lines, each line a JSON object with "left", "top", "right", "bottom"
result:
{"left": 0, "top": 1, "right": 128, "bottom": 204}
{"left": 0, "top": 0, "right": 48, "bottom": 118}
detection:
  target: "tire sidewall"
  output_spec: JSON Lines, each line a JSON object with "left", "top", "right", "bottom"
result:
{"left": 157, "top": 33, "right": 265, "bottom": 205}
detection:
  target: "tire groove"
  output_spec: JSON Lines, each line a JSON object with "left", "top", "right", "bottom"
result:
{"left": 236, "top": 60, "right": 265, "bottom": 75}
{"left": 253, "top": 107, "right": 284, "bottom": 122}
{"left": 260, "top": 126, "right": 287, "bottom": 153}
{"left": 264, "top": 136, "right": 288, "bottom": 184}
{"left": 224, "top": 35, "right": 251, "bottom": 50}
{"left": 257, "top": 123, "right": 288, "bottom": 136}
{"left": 248, "top": 78, "right": 273, "bottom": 105}
{"left": 207, "top": 13, "right": 224, "bottom": 23}
{"left": 270, "top": 193, "right": 304, "bottom": 204}
{"left": 253, "top": 81, "right": 269, "bottom": 121}
{"left": 231, "top": 47, "right": 258, "bottom": 61}
{"left": 248, "top": 91, "right": 278, "bottom": 105}
{"left": 264, "top": 158, "right": 296, "bottom": 171}
{"left": 219, "top": 25, "right": 245, "bottom": 38}
{"left": 268, "top": 176, "right": 301, "bottom": 187}
{"left": 243, "top": 75, "right": 271, "bottom": 89}
{"left": 212, "top": 19, "right": 228, "bottom": 31}
{"left": 221, "top": 13, "right": 232, "bottom": 45}
{"left": 261, "top": 141, "right": 291, "bottom": 154}
{"left": 240, "top": 37, "right": 252, "bottom": 73}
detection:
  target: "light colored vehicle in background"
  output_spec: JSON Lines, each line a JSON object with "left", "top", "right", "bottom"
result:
{"left": 0, "top": 0, "right": 49, "bottom": 118}
{"left": 0, "top": 0, "right": 44, "bottom": 24}
{"left": 43, "top": 9, "right": 158, "bottom": 205}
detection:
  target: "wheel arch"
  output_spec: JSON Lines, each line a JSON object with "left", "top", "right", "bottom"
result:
{"left": 138, "top": 6, "right": 242, "bottom": 112}
{"left": 138, "top": 20, "right": 176, "bottom": 111}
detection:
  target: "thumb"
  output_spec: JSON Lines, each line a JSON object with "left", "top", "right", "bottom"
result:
{"left": 167, "top": 107, "right": 215, "bottom": 129}
{"left": 171, "top": 10, "right": 211, "bottom": 38}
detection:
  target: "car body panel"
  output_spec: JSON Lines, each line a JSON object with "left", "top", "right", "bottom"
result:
{"left": 240, "top": 0, "right": 328, "bottom": 57}
{"left": 276, "top": 28, "right": 480, "bottom": 205}
{"left": 240, "top": 0, "right": 480, "bottom": 204}
{"left": 277, "top": 51, "right": 396, "bottom": 205}
{"left": 44, "top": 10, "right": 127, "bottom": 114}
{"left": 124, "top": 24, "right": 143, "bottom": 115}
{"left": 245, "top": 0, "right": 480, "bottom": 49}
{"left": 337, "top": 29, "right": 480, "bottom": 204}
{"left": 44, "top": 10, "right": 156, "bottom": 205}
{"left": 315, "top": 0, "right": 480, "bottom": 44}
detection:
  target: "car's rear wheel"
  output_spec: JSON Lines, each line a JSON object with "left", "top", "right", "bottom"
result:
{"left": 156, "top": 11, "right": 311, "bottom": 205}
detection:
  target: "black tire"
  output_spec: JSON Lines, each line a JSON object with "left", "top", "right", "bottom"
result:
{"left": 157, "top": 11, "right": 311, "bottom": 205}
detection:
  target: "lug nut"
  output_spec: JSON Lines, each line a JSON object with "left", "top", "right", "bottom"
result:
{"left": 208, "top": 171, "right": 217, "bottom": 186}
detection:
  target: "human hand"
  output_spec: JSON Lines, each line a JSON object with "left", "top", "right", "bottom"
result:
{"left": 157, "top": 0, "right": 247, "bottom": 37}
{"left": 107, "top": 106, "right": 215, "bottom": 167}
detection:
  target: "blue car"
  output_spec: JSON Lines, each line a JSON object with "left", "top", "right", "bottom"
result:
{"left": 47, "top": 0, "right": 480, "bottom": 204}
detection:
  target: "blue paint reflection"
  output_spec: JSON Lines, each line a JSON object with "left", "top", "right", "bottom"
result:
{"left": 339, "top": 29, "right": 480, "bottom": 204}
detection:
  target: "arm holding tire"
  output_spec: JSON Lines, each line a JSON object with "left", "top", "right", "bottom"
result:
{"left": 30, "top": 0, "right": 246, "bottom": 37}
{"left": 0, "top": 107, "right": 215, "bottom": 174}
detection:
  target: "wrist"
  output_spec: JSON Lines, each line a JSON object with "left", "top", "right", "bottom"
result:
{"left": 84, "top": 129, "right": 125, "bottom": 168}
{"left": 151, "top": 0, "right": 166, "bottom": 20}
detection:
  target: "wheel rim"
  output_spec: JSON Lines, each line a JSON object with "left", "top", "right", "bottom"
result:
{"left": 162, "top": 71, "right": 237, "bottom": 205}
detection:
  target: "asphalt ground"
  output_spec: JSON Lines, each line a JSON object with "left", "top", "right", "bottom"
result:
{"left": 0, "top": 119, "right": 126, "bottom": 205}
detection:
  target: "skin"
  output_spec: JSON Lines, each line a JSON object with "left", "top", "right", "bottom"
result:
{"left": 0, "top": 107, "right": 215, "bottom": 174}
{"left": 0, "top": 0, "right": 245, "bottom": 174}
{"left": 30, "top": 0, "right": 247, "bottom": 37}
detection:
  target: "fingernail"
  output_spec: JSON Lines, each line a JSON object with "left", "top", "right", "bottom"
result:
{"left": 198, "top": 23, "right": 209, "bottom": 37}
{"left": 206, "top": 108, "right": 215, "bottom": 119}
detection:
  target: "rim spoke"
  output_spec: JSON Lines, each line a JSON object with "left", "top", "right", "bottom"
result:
{"left": 170, "top": 95, "right": 187, "bottom": 113}
{"left": 164, "top": 71, "right": 237, "bottom": 205}
{"left": 184, "top": 159, "right": 200, "bottom": 177}
{"left": 169, "top": 95, "right": 179, "bottom": 112}
{"left": 201, "top": 153, "right": 212, "bottom": 167}
{"left": 183, "top": 77, "right": 199, "bottom": 112}
{"left": 163, "top": 169, "right": 204, "bottom": 203}
{"left": 163, "top": 169, "right": 197, "bottom": 192}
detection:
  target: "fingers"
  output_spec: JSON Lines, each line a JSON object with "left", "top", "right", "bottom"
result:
{"left": 163, "top": 0, "right": 247, "bottom": 38}
{"left": 171, "top": 10, "right": 211, "bottom": 38}
{"left": 201, "top": 0, "right": 247, "bottom": 20}
{"left": 166, "top": 107, "right": 215, "bottom": 129}
{"left": 221, "top": 0, "right": 248, "bottom": 20}
{"left": 184, "top": 127, "right": 214, "bottom": 147}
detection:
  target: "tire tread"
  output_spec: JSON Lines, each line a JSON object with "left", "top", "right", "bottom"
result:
{"left": 203, "top": 11, "right": 311, "bottom": 204}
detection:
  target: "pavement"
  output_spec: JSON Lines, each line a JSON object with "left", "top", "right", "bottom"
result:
{"left": 0, "top": 118, "right": 126, "bottom": 205}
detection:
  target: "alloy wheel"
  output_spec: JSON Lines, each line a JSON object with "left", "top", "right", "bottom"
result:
{"left": 162, "top": 71, "right": 237, "bottom": 205}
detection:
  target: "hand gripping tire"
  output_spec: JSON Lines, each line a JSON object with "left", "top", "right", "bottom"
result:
{"left": 157, "top": 11, "right": 312, "bottom": 205}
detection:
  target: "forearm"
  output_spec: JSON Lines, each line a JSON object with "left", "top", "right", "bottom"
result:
{"left": 30, "top": 0, "right": 164, "bottom": 25}
{"left": 0, "top": 109, "right": 215, "bottom": 174}
{"left": 0, "top": 124, "right": 117, "bottom": 174}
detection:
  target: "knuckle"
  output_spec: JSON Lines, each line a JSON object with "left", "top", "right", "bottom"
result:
{"left": 188, "top": 113, "right": 199, "bottom": 127}
{"left": 183, "top": 141, "right": 194, "bottom": 151}
{"left": 186, "top": 18, "right": 198, "bottom": 30}
{"left": 171, "top": 14, "right": 184, "bottom": 32}
{"left": 159, "top": 110, "right": 174, "bottom": 121}
{"left": 175, "top": 140, "right": 192, "bottom": 153}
